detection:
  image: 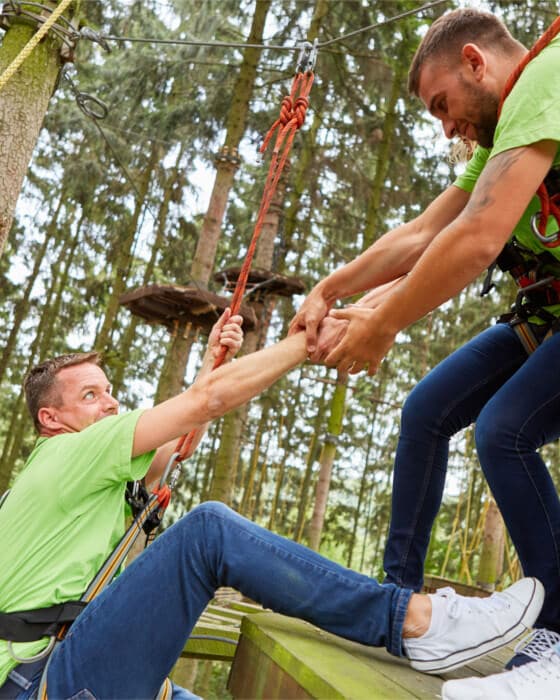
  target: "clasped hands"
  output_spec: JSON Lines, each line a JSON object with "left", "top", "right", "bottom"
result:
{"left": 289, "top": 304, "right": 396, "bottom": 376}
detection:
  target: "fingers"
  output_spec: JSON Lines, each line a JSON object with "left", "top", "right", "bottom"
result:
{"left": 305, "top": 321, "right": 319, "bottom": 354}
{"left": 328, "top": 308, "right": 353, "bottom": 321}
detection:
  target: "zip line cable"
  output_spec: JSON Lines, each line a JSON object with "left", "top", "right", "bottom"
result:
{"left": 318, "top": 0, "right": 450, "bottom": 48}
{"left": 101, "top": 0, "right": 450, "bottom": 53}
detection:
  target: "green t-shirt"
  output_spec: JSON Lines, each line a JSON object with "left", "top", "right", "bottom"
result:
{"left": 454, "top": 33, "right": 560, "bottom": 307}
{"left": 0, "top": 409, "right": 154, "bottom": 684}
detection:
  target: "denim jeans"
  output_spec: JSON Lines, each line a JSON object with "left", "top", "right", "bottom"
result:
{"left": 383, "top": 322, "right": 560, "bottom": 632}
{"left": 11, "top": 502, "right": 410, "bottom": 699}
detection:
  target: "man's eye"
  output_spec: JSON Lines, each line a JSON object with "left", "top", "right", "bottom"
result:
{"left": 84, "top": 391, "right": 95, "bottom": 400}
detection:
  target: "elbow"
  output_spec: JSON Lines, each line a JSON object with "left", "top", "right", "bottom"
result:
{"left": 474, "top": 234, "right": 508, "bottom": 270}
{"left": 195, "top": 373, "right": 229, "bottom": 422}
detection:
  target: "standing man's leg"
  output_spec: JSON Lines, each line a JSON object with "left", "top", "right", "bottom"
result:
{"left": 476, "top": 330, "right": 560, "bottom": 635}
{"left": 384, "top": 323, "right": 528, "bottom": 589}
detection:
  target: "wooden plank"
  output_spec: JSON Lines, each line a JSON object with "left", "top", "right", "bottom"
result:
{"left": 183, "top": 621, "right": 240, "bottom": 661}
{"left": 230, "top": 612, "right": 427, "bottom": 699}
{"left": 228, "top": 612, "right": 523, "bottom": 700}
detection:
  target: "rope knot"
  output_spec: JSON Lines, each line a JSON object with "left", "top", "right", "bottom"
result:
{"left": 279, "top": 96, "right": 293, "bottom": 125}
{"left": 293, "top": 95, "right": 309, "bottom": 128}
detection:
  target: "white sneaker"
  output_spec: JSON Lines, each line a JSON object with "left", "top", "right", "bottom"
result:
{"left": 403, "top": 577, "right": 544, "bottom": 674}
{"left": 441, "top": 643, "right": 560, "bottom": 699}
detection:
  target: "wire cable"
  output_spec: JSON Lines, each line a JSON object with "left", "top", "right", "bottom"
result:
{"left": 97, "top": 0, "right": 451, "bottom": 55}
{"left": 317, "top": 0, "right": 451, "bottom": 48}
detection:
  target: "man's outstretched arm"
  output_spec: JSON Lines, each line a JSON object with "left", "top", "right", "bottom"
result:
{"left": 324, "top": 141, "right": 557, "bottom": 374}
{"left": 288, "top": 184, "right": 469, "bottom": 354}
{"left": 134, "top": 332, "right": 307, "bottom": 459}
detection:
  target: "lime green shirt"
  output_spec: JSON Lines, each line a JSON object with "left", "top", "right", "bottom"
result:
{"left": 0, "top": 409, "right": 154, "bottom": 684}
{"left": 454, "top": 34, "right": 560, "bottom": 267}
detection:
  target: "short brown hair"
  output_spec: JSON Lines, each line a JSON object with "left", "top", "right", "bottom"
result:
{"left": 24, "top": 352, "right": 101, "bottom": 431}
{"left": 408, "top": 9, "right": 520, "bottom": 95}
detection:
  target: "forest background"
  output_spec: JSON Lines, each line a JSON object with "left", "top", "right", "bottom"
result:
{"left": 1, "top": 2, "right": 560, "bottom": 690}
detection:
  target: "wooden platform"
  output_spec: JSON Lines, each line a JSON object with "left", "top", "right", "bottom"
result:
{"left": 227, "top": 612, "right": 520, "bottom": 699}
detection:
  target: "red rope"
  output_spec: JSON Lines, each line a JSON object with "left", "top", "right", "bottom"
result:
{"left": 498, "top": 16, "right": 560, "bottom": 246}
{"left": 172, "top": 71, "right": 314, "bottom": 463}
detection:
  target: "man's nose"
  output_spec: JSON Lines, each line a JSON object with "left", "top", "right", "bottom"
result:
{"left": 442, "top": 117, "right": 457, "bottom": 140}
{"left": 104, "top": 394, "right": 119, "bottom": 412}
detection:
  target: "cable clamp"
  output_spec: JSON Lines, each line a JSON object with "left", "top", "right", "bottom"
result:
{"left": 79, "top": 26, "right": 111, "bottom": 53}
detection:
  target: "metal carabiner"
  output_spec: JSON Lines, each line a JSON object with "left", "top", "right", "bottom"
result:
{"left": 530, "top": 211, "right": 560, "bottom": 245}
{"left": 76, "top": 92, "right": 109, "bottom": 120}
{"left": 7, "top": 635, "right": 56, "bottom": 664}
{"left": 158, "top": 451, "right": 182, "bottom": 490}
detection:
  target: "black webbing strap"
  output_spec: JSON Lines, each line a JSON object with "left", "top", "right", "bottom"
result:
{"left": 0, "top": 601, "right": 86, "bottom": 643}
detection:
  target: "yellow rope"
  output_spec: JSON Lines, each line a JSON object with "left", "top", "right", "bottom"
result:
{"left": 0, "top": 0, "right": 75, "bottom": 93}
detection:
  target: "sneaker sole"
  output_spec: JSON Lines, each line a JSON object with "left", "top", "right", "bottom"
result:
{"left": 410, "top": 577, "right": 544, "bottom": 674}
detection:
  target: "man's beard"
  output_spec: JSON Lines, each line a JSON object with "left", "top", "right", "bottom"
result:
{"left": 458, "top": 74, "right": 500, "bottom": 148}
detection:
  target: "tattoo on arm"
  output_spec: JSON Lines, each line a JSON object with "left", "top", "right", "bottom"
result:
{"left": 465, "top": 148, "right": 527, "bottom": 217}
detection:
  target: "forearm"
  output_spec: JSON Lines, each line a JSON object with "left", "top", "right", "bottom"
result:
{"left": 132, "top": 333, "right": 307, "bottom": 456}
{"left": 316, "top": 187, "right": 468, "bottom": 304}
{"left": 376, "top": 218, "right": 504, "bottom": 334}
{"left": 316, "top": 223, "right": 423, "bottom": 304}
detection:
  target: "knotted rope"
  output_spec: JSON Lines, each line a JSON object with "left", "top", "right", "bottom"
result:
{"left": 170, "top": 69, "right": 314, "bottom": 470}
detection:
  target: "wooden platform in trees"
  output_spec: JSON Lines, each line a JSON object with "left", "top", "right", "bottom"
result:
{"left": 227, "top": 611, "right": 520, "bottom": 700}
{"left": 215, "top": 267, "right": 306, "bottom": 299}
{"left": 119, "top": 284, "right": 257, "bottom": 333}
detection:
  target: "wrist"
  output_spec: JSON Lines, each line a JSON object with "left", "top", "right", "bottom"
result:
{"left": 315, "top": 278, "right": 339, "bottom": 307}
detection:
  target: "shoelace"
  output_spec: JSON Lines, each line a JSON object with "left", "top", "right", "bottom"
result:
{"left": 514, "top": 646, "right": 560, "bottom": 683}
{"left": 434, "top": 586, "right": 510, "bottom": 619}
{"left": 513, "top": 628, "right": 560, "bottom": 662}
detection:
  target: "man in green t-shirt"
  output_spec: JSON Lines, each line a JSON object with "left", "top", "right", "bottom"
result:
{"left": 0, "top": 311, "right": 545, "bottom": 698}
{"left": 289, "top": 8, "right": 560, "bottom": 698}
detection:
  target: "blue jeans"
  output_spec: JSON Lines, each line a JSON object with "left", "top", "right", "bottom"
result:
{"left": 383, "top": 322, "right": 560, "bottom": 632}
{"left": 13, "top": 502, "right": 410, "bottom": 699}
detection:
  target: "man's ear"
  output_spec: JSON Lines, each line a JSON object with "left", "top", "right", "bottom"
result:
{"left": 37, "top": 406, "right": 61, "bottom": 431}
{"left": 461, "top": 43, "right": 486, "bottom": 81}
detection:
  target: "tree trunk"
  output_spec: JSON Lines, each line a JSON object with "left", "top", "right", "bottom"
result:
{"left": 363, "top": 60, "right": 406, "bottom": 247}
{"left": 156, "top": 2, "right": 271, "bottom": 404}
{"left": 112, "top": 153, "right": 179, "bottom": 395}
{"left": 190, "top": 0, "right": 270, "bottom": 284}
{"left": 0, "top": 2, "right": 77, "bottom": 256}
{"left": 308, "top": 371, "right": 348, "bottom": 550}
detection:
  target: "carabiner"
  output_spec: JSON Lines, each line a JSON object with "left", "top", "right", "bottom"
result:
{"left": 7, "top": 635, "right": 56, "bottom": 664}
{"left": 530, "top": 211, "right": 560, "bottom": 245}
{"left": 159, "top": 451, "right": 182, "bottom": 489}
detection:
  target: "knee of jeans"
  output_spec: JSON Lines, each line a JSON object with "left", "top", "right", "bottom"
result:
{"left": 475, "top": 408, "right": 516, "bottom": 463}
{"left": 187, "top": 501, "right": 234, "bottom": 521}
{"left": 401, "top": 382, "right": 440, "bottom": 434}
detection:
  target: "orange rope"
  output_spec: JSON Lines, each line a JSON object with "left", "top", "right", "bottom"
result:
{"left": 172, "top": 70, "right": 314, "bottom": 464}
{"left": 499, "top": 16, "right": 560, "bottom": 246}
